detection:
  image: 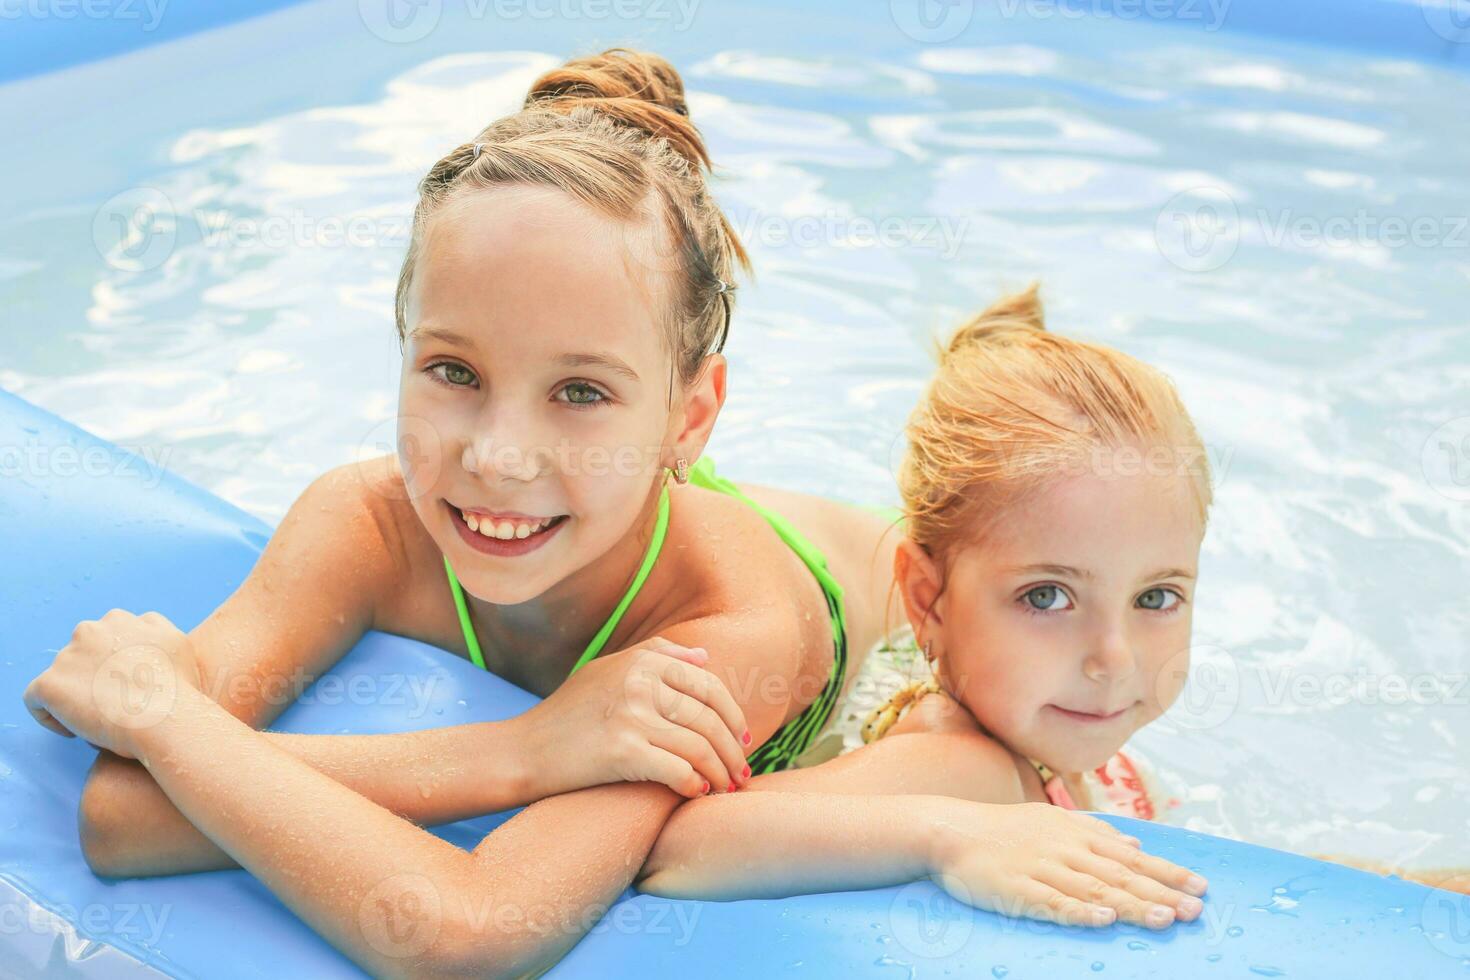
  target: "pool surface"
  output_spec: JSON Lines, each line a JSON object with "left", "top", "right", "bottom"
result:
{"left": 3, "top": 0, "right": 1467, "bottom": 885}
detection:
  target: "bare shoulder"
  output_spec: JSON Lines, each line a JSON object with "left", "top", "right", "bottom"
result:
{"left": 887, "top": 689, "right": 986, "bottom": 738}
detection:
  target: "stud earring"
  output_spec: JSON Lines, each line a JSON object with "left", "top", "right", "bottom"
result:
{"left": 673, "top": 457, "right": 690, "bottom": 484}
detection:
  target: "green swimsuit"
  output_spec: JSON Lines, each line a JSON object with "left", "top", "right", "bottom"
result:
{"left": 443, "top": 456, "right": 851, "bottom": 775}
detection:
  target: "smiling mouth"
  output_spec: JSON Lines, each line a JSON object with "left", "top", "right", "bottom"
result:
{"left": 1048, "top": 702, "right": 1136, "bottom": 724}
{"left": 454, "top": 507, "right": 568, "bottom": 541}
{"left": 444, "top": 500, "right": 571, "bottom": 557}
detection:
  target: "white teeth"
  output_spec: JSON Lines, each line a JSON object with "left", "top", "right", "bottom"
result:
{"left": 460, "top": 508, "right": 558, "bottom": 541}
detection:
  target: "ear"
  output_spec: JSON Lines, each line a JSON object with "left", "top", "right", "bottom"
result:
{"left": 894, "top": 536, "right": 946, "bottom": 649}
{"left": 666, "top": 354, "right": 726, "bottom": 464}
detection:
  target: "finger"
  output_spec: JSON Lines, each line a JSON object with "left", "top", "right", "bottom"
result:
{"left": 645, "top": 688, "right": 737, "bottom": 791}
{"left": 22, "top": 679, "right": 67, "bottom": 737}
{"left": 1001, "top": 878, "right": 1116, "bottom": 928}
{"left": 637, "top": 744, "right": 711, "bottom": 799}
{"left": 1070, "top": 851, "right": 1203, "bottom": 921}
{"left": 659, "top": 658, "right": 749, "bottom": 759}
{"left": 1038, "top": 864, "right": 1176, "bottom": 929}
{"left": 642, "top": 636, "right": 709, "bottom": 663}
{"left": 1081, "top": 815, "right": 1142, "bottom": 847}
{"left": 647, "top": 724, "right": 737, "bottom": 795}
{"left": 1090, "top": 836, "right": 1209, "bottom": 898}
{"left": 656, "top": 662, "right": 749, "bottom": 783}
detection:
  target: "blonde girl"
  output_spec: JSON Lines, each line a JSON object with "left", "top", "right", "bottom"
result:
{"left": 640, "top": 284, "right": 1216, "bottom": 929}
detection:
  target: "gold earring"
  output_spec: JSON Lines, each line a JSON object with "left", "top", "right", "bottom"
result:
{"left": 673, "top": 457, "right": 690, "bottom": 484}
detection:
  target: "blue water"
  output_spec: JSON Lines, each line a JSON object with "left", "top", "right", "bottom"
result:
{"left": 1, "top": 1, "right": 1466, "bottom": 874}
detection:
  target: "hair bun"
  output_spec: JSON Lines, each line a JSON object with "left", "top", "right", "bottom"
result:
{"left": 525, "top": 48, "right": 710, "bottom": 170}
{"left": 945, "top": 282, "right": 1046, "bottom": 357}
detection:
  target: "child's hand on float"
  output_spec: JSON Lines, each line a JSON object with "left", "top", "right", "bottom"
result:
{"left": 927, "top": 801, "right": 1208, "bottom": 930}
{"left": 517, "top": 636, "right": 752, "bottom": 800}
{"left": 22, "top": 609, "right": 203, "bottom": 761}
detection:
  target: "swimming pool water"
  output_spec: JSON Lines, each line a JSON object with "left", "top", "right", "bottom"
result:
{"left": 2, "top": 1, "right": 1466, "bottom": 875}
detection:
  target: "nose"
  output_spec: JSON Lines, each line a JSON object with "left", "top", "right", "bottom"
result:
{"left": 1083, "top": 624, "right": 1137, "bottom": 684}
{"left": 460, "top": 405, "right": 551, "bottom": 483}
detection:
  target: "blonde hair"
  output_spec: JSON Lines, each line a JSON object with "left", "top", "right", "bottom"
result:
{"left": 394, "top": 48, "right": 752, "bottom": 387}
{"left": 902, "top": 282, "right": 1212, "bottom": 567}
{"left": 866, "top": 283, "right": 1213, "bottom": 739}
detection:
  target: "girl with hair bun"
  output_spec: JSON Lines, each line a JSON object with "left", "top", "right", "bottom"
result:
{"left": 640, "top": 282, "right": 1217, "bottom": 929}
{"left": 26, "top": 53, "right": 1200, "bottom": 975}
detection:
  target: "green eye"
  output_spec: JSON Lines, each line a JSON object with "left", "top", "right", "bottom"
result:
{"left": 561, "top": 382, "right": 606, "bottom": 406}
{"left": 429, "top": 362, "right": 476, "bottom": 387}
{"left": 1138, "top": 588, "right": 1180, "bottom": 611}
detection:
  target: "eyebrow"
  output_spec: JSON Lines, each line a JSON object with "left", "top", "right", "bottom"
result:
{"left": 407, "top": 326, "right": 473, "bottom": 348}
{"left": 406, "top": 331, "right": 641, "bottom": 384}
{"left": 557, "top": 352, "right": 641, "bottom": 384}
{"left": 1004, "top": 563, "right": 1196, "bottom": 582}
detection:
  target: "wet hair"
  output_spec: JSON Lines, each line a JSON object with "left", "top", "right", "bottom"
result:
{"left": 394, "top": 48, "right": 752, "bottom": 388}
{"left": 900, "top": 282, "right": 1213, "bottom": 567}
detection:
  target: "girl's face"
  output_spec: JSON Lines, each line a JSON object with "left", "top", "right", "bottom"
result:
{"left": 900, "top": 464, "right": 1204, "bottom": 773}
{"left": 396, "top": 184, "right": 712, "bottom": 605}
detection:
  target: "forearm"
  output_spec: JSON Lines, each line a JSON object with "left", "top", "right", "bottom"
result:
{"left": 129, "top": 687, "right": 546, "bottom": 979}
{"left": 80, "top": 718, "right": 538, "bottom": 878}
{"left": 638, "top": 790, "right": 957, "bottom": 900}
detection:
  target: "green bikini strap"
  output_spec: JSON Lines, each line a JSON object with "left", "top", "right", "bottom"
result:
{"left": 569, "top": 480, "right": 671, "bottom": 675}
{"left": 442, "top": 480, "right": 672, "bottom": 676}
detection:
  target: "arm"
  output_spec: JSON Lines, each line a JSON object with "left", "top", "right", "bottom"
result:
{"left": 80, "top": 721, "right": 542, "bottom": 877}
{"left": 125, "top": 683, "right": 676, "bottom": 978}
{"left": 57, "top": 607, "right": 785, "bottom": 976}
{"left": 639, "top": 729, "right": 1209, "bottom": 930}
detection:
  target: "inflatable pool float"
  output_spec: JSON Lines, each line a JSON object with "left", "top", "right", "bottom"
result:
{"left": 2, "top": 388, "right": 1465, "bottom": 978}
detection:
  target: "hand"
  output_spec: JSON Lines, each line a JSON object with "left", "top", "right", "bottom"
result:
{"left": 928, "top": 801, "right": 1208, "bottom": 929}
{"left": 23, "top": 610, "right": 202, "bottom": 761}
{"left": 518, "top": 637, "right": 751, "bottom": 800}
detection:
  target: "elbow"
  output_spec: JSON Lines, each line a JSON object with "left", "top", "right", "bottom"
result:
{"left": 77, "top": 758, "right": 129, "bottom": 877}
{"left": 409, "top": 893, "right": 568, "bottom": 980}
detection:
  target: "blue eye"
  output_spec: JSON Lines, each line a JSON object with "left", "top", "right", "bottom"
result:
{"left": 558, "top": 382, "right": 608, "bottom": 408}
{"left": 427, "top": 361, "right": 477, "bottom": 388}
{"left": 1021, "top": 585, "right": 1073, "bottom": 613}
{"left": 1138, "top": 588, "right": 1183, "bottom": 612}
